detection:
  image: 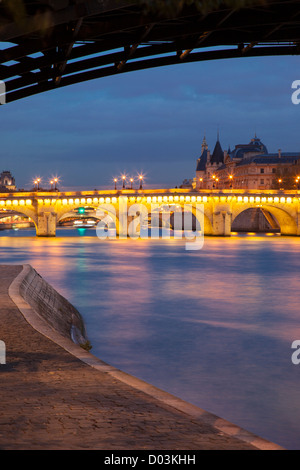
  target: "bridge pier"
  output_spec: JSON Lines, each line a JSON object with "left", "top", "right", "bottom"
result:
{"left": 212, "top": 201, "right": 232, "bottom": 236}
{"left": 212, "top": 211, "right": 232, "bottom": 236}
{"left": 37, "top": 211, "right": 57, "bottom": 237}
{"left": 297, "top": 210, "right": 300, "bottom": 236}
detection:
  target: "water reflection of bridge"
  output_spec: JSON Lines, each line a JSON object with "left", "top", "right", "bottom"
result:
{"left": 0, "top": 188, "right": 300, "bottom": 237}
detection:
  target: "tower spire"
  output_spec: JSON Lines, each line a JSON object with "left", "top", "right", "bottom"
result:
{"left": 201, "top": 134, "right": 208, "bottom": 153}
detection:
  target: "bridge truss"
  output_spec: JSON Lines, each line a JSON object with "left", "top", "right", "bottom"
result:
{"left": 0, "top": 0, "right": 300, "bottom": 102}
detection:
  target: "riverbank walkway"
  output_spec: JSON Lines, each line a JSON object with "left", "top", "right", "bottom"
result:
{"left": 0, "top": 265, "right": 282, "bottom": 450}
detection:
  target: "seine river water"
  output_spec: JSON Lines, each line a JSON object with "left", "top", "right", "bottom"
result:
{"left": 0, "top": 227, "right": 300, "bottom": 450}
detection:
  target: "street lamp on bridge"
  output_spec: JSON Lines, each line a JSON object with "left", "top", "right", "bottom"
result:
{"left": 139, "top": 175, "right": 144, "bottom": 190}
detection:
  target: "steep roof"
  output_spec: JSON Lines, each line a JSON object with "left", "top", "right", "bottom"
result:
{"left": 211, "top": 139, "right": 224, "bottom": 165}
{"left": 196, "top": 148, "right": 207, "bottom": 171}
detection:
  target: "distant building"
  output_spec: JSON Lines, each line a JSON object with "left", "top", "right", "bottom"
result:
{"left": 193, "top": 135, "right": 300, "bottom": 190}
{"left": 0, "top": 171, "right": 16, "bottom": 191}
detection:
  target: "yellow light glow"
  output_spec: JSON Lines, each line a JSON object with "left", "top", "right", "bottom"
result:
{"left": 250, "top": 197, "right": 254, "bottom": 203}
{"left": 174, "top": 196, "right": 179, "bottom": 202}
{"left": 244, "top": 197, "right": 249, "bottom": 203}
{"left": 287, "top": 197, "right": 292, "bottom": 203}
{"left": 81, "top": 198, "right": 86, "bottom": 204}
{"left": 0, "top": 201, "right": 5, "bottom": 206}
{"left": 163, "top": 196, "right": 168, "bottom": 202}
{"left": 274, "top": 197, "right": 279, "bottom": 203}
{"left": 268, "top": 197, "right": 273, "bottom": 203}
{"left": 45, "top": 199, "right": 51, "bottom": 205}
{"left": 106, "top": 197, "right": 111, "bottom": 203}
{"left": 112, "top": 197, "right": 117, "bottom": 204}
{"left": 280, "top": 197, "right": 285, "bottom": 203}
{"left": 6, "top": 200, "right": 11, "bottom": 206}
{"left": 62, "top": 199, "right": 68, "bottom": 205}
{"left": 203, "top": 196, "right": 208, "bottom": 203}
{"left": 93, "top": 198, "right": 98, "bottom": 204}
{"left": 87, "top": 198, "right": 92, "bottom": 204}
{"left": 256, "top": 197, "right": 260, "bottom": 203}
{"left": 169, "top": 196, "right": 174, "bottom": 202}
{"left": 238, "top": 196, "right": 243, "bottom": 202}
{"left": 13, "top": 200, "right": 18, "bottom": 206}
{"left": 69, "top": 199, "right": 74, "bottom": 205}
{"left": 191, "top": 196, "right": 196, "bottom": 202}
{"left": 19, "top": 200, "right": 25, "bottom": 206}
{"left": 158, "top": 196, "right": 162, "bottom": 203}
{"left": 197, "top": 196, "right": 202, "bottom": 202}
{"left": 180, "top": 196, "right": 185, "bottom": 202}
{"left": 100, "top": 198, "right": 105, "bottom": 204}
{"left": 152, "top": 197, "right": 157, "bottom": 203}
{"left": 75, "top": 198, "right": 80, "bottom": 205}
{"left": 262, "top": 197, "right": 267, "bottom": 203}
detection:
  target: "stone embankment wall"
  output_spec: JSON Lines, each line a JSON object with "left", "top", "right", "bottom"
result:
{"left": 19, "top": 265, "right": 90, "bottom": 349}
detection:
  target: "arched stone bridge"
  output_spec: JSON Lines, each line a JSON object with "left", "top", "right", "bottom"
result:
{"left": 1, "top": 188, "right": 300, "bottom": 238}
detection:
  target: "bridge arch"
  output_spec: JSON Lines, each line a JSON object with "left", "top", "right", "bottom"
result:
{"left": 0, "top": 206, "right": 38, "bottom": 231}
{"left": 232, "top": 204, "right": 298, "bottom": 236}
{"left": 57, "top": 203, "right": 122, "bottom": 235}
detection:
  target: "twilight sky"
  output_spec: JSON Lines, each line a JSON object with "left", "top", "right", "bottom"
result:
{"left": 1, "top": 53, "right": 300, "bottom": 191}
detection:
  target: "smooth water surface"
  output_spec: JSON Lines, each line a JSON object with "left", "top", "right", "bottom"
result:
{"left": 0, "top": 227, "right": 300, "bottom": 450}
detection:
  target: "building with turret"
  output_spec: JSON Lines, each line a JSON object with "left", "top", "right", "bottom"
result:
{"left": 193, "top": 135, "right": 300, "bottom": 190}
{"left": 0, "top": 171, "right": 16, "bottom": 191}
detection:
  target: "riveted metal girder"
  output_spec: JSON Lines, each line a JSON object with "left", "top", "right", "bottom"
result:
{"left": 0, "top": 0, "right": 299, "bottom": 102}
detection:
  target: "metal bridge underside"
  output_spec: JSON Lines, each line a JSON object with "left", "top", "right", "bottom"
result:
{"left": 0, "top": 0, "right": 300, "bottom": 102}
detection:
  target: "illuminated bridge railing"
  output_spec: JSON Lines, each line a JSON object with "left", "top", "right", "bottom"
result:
{"left": 0, "top": 188, "right": 300, "bottom": 207}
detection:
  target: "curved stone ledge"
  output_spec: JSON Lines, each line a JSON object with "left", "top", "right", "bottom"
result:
{"left": 16, "top": 264, "right": 89, "bottom": 347}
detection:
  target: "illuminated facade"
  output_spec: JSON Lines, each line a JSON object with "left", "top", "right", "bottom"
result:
{"left": 0, "top": 171, "right": 16, "bottom": 191}
{"left": 194, "top": 135, "right": 300, "bottom": 190}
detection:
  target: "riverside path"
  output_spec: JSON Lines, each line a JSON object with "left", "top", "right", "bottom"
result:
{"left": 0, "top": 265, "right": 282, "bottom": 450}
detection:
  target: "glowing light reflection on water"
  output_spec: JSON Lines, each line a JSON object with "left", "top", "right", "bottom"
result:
{"left": 0, "top": 227, "right": 300, "bottom": 450}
